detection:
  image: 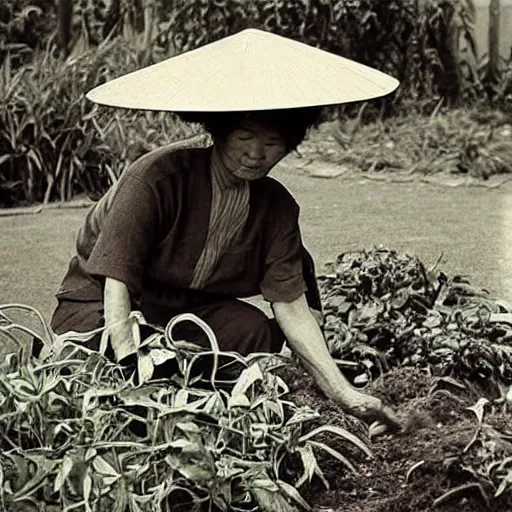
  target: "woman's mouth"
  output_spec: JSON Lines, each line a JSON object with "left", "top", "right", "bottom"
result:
{"left": 234, "top": 165, "right": 269, "bottom": 181}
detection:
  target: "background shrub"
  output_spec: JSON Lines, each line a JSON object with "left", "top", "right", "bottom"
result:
{"left": 0, "top": 0, "right": 57, "bottom": 67}
{"left": 1, "top": 0, "right": 510, "bottom": 206}
{"left": 0, "top": 38, "right": 197, "bottom": 207}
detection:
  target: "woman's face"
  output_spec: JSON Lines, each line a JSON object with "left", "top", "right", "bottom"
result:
{"left": 216, "top": 120, "right": 289, "bottom": 181}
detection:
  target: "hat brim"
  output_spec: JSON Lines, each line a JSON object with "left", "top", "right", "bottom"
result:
{"left": 87, "top": 28, "right": 399, "bottom": 112}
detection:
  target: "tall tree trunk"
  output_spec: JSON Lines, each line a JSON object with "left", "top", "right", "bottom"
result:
{"left": 488, "top": 0, "right": 501, "bottom": 83}
{"left": 58, "top": 0, "right": 73, "bottom": 57}
{"left": 437, "top": 2, "right": 463, "bottom": 105}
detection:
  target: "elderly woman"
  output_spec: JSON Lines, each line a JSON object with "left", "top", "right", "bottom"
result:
{"left": 51, "top": 29, "right": 401, "bottom": 429}
{"left": 53, "top": 108, "right": 322, "bottom": 352}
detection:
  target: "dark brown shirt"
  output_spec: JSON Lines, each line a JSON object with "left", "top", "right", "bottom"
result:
{"left": 57, "top": 140, "right": 307, "bottom": 323}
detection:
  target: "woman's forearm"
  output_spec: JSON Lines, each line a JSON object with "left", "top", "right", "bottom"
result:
{"left": 273, "top": 294, "right": 357, "bottom": 407}
{"left": 104, "top": 277, "right": 137, "bottom": 361}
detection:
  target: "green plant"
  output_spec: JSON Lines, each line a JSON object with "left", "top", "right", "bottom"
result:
{"left": 433, "top": 396, "right": 512, "bottom": 506}
{"left": 53, "top": 0, "right": 482, "bottom": 110}
{"left": 310, "top": 107, "right": 512, "bottom": 179}
{"left": 319, "top": 247, "right": 512, "bottom": 392}
{"left": 0, "top": 0, "right": 57, "bottom": 66}
{"left": 0, "top": 38, "right": 198, "bottom": 206}
{"left": 0, "top": 305, "right": 371, "bottom": 511}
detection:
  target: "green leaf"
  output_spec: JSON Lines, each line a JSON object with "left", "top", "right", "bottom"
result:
{"left": 174, "top": 389, "right": 189, "bottom": 407}
{"left": 54, "top": 422, "right": 74, "bottom": 438}
{"left": 83, "top": 469, "right": 93, "bottom": 511}
{"left": 85, "top": 449, "right": 97, "bottom": 462}
{"left": 228, "top": 392, "right": 251, "bottom": 408}
{"left": 149, "top": 348, "right": 176, "bottom": 365}
{"left": 495, "top": 469, "right": 512, "bottom": 497}
{"left": 169, "top": 438, "right": 202, "bottom": 455}
{"left": 54, "top": 455, "right": 74, "bottom": 492}
{"left": 139, "top": 332, "right": 165, "bottom": 349}
{"left": 174, "top": 462, "right": 212, "bottom": 482}
{"left": 423, "top": 315, "right": 442, "bottom": 329}
{"left": 232, "top": 364, "right": 264, "bottom": 395}
{"left": 4, "top": 454, "right": 31, "bottom": 493}
{"left": 295, "top": 446, "right": 317, "bottom": 488}
{"left": 12, "top": 455, "right": 56, "bottom": 502}
{"left": 26, "top": 149, "right": 43, "bottom": 171}
{"left": 251, "top": 478, "right": 279, "bottom": 492}
{"left": 285, "top": 407, "right": 320, "bottom": 426}
{"left": 308, "top": 440, "right": 357, "bottom": 474}
{"left": 0, "top": 154, "right": 11, "bottom": 165}
{"left": 466, "top": 397, "right": 489, "bottom": 424}
{"left": 263, "top": 400, "right": 285, "bottom": 423}
{"left": 202, "top": 392, "right": 226, "bottom": 415}
{"left": 176, "top": 421, "right": 201, "bottom": 435}
{"left": 299, "top": 425, "right": 372, "bottom": 459}
{"left": 357, "top": 303, "right": 381, "bottom": 323}
{"left": 433, "top": 483, "right": 489, "bottom": 507}
{"left": 82, "top": 386, "right": 126, "bottom": 415}
{"left": 137, "top": 352, "right": 154, "bottom": 384}
{"left": 277, "top": 480, "right": 311, "bottom": 510}
{"left": 92, "top": 456, "right": 119, "bottom": 478}
{"left": 216, "top": 458, "right": 245, "bottom": 480}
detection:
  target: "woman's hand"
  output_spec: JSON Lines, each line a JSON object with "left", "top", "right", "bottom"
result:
{"left": 273, "top": 294, "right": 403, "bottom": 432}
{"left": 343, "top": 389, "right": 402, "bottom": 433}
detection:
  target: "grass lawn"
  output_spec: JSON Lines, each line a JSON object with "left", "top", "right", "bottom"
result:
{"left": 1, "top": 160, "right": 512, "bottom": 326}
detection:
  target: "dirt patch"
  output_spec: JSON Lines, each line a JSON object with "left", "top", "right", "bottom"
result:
{"left": 281, "top": 366, "right": 512, "bottom": 512}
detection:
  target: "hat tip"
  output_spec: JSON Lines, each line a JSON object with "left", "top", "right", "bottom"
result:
{"left": 237, "top": 28, "right": 269, "bottom": 36}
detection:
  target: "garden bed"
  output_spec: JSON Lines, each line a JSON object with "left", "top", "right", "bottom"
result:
{"left": 288, "top": 366, "right": 512, "bottom": 512}
{"left": 300, "top": 108, "right": 512, "bottom": 182}
{"left": 1, "top": 248, "right": 512, "bottom": 511}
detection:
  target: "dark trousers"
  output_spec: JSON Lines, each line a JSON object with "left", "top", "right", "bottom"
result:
{"left": 50, "top": 297, "right": 285, "bottom": 356}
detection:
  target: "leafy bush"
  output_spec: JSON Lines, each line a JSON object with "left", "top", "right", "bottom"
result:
{"left": 0, "top": 0, "right": 56, "bottom": 66}
{"left": 0, "top": 38, "right": 198, "bottom": 207}
{"left": 449, "top": 397, "right": 512, "bottom": 503}
{"left": 305, "top": 108, "right": 512, "bottom": 179}
{"left": 0, "top": 306, "right": 371, "bottom": 511}
{"left": 319, "top": 247, "right": 512, "bottom": 393}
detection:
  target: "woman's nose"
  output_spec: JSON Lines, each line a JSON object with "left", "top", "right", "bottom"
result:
{"left": 247, "top": 141, "right": 265, "bottom": 161}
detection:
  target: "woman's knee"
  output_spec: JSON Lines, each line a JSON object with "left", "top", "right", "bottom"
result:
{"left": 209, "top": 301, "right": 285, "bottom": 355}
{"left": 50, "top": 298, "right": 104, "bottom": 335}
{"left": 172, "top": 300, "right": 284, "bottom": 355}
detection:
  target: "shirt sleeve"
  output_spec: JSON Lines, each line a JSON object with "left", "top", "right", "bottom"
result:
{"left": 260, "top": 198, "right": 307, "bottom": 303}
{"left": 85, "top": 175, "right": 160, "bottom": 297}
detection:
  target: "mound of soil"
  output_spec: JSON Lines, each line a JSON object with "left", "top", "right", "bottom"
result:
{"left": 284, "top": 367, "right": 512, "bottom": 512}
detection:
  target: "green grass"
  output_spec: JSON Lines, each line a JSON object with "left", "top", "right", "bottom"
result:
{"left": 1, "top": 158, "right": 511, "bottom": 327}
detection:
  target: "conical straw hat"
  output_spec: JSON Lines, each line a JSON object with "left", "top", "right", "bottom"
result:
{"left": 87, "top": 28, "right": 399, "bottom": 112}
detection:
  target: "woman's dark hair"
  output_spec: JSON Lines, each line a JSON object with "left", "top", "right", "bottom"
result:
{"left": 177, "top": 107, "right": 323, "bottom": 151}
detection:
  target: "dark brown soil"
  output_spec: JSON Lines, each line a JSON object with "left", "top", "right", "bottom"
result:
{"left": 282, "top": 366, "right": 512, "bottom": 512}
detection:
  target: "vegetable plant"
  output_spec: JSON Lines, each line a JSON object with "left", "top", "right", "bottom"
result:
{"left": 0, "top": 305, "right": 371, "bottom": 511}
{"left": 320, "top": 247, "right": 512, "bottom": 392}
